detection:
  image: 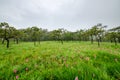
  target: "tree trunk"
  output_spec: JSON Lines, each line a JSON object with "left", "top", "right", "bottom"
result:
{"left": 6, "top": 38, "right": 9, "bottom": 48}
{"left": 97, "top": 39, "right": 100, "bottom": 47}
{"left": 61, "top": 39, "right": 63, "bottom": 44}
{"left": 16, "top": 38, "right": 18, "bottom": 44}
{"left": 110, "top": 39, "right": 112, "bottom": 43}
{"left": 99, "top": 36, "right": 102, "bottom": 42}
{"left": 14, "top": 39, "right": 16, "bottom": 43}
{"left": 118, "top": 37, "right": 120, "bottom": 43}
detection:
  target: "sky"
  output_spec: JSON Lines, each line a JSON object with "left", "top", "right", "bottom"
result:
{"left": 0, "top": 0, "right": 120, "bottom": 31}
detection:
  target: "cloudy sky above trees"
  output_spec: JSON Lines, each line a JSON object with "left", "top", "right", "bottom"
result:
{"left": 0, "top": 0, "right": 120, "bottom": 31}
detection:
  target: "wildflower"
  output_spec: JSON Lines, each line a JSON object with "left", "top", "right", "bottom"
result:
{"left": 26, "top": 68, "right": 28, "bottom": 71}
{"left": 80, "top": 56, "right": 83, "bottom": 59}
{"left": 85, "top": 57, "right": 90, "bottom": 61}
{"left": 75, "top": 76, "right": 78, "bottom": 80}
{"left": 13, "top": 69, "right": 17, "bottom": 74}
{"left": 16, "top": 75, "right": 19, "bottom": 79}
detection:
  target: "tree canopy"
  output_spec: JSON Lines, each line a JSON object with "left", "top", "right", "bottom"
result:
{"left": 0, "top": 22, "right": 119, "bottom": 48}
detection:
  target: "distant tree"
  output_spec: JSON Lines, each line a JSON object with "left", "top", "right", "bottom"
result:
{"left": 18, "top": 29, "right": 28, "bottom": 41}
{"left": 38, "top": 28, "right": 43, "bottom": 44}
{"left": 87, "top": 29, "right": 94, "bottom": 44}
{"left": 51, "top": 29, "right": 64, "bottom": 44}
{"left": 96, "top": 24, "right": 107, "bottom": 46}
{"left": 31, "top": 26, "right": 39, "bottom": 46}
{"left": 63, "top": 30, "right": 73, "bottom": 41}
{"left": 89, "top": 25, "right": 98, "bottom": 44}
{"left": 11, "top": 27, "right": 21, "bottom": 44}
{"left": 0, "top": 22, "right": 11, "bottom": 48}
{"left": 108, "top": 26, "right": 120, "bottom": 45}
{"left": 41, "top": 29, "right": 49, "bottom": 41}
{"left": 76, "top": 29, "right": 84, "bottom": 42}
{"left": 89, "top": 23, "right": 106, "bottom": 46}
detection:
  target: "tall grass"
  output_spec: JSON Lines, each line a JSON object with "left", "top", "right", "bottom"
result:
{"left": 0, "top": 41, "right": 120, "bottom": 80}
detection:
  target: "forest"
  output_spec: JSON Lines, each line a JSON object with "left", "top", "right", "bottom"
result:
{"left": 0, "top": 22, "right": 120, "bottom": 48}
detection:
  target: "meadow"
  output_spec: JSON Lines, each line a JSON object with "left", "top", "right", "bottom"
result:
{"left": 0, "top": 41, "right": 120, "bottom": 80}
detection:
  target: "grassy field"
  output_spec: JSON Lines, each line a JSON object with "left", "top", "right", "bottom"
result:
{"left": 0, "top": 41, "right": 120, "bottom": 80}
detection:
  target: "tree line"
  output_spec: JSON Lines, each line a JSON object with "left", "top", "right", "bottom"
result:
{"left": 0, "top": 22, "right": 120, "bottom": 48}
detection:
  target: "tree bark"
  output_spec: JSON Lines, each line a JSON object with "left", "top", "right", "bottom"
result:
{"left": 118, "top": 37, "right": 120, "bottom": 43}
{"left": 6, "top": 38, "right": 9, "bottom": 48}
{"left": 97, "top": 39, "right": 100, "bottom": 47}
{"left": 16, "top": 38, "right": 18, "bottom": 44}
{"left": 110, "top": 40, "right": 113, "bottom": 43}
{"left": 61, "top": 39, "right": 63, "bottom": 44}
{"left": 99, "top": 36, "right": 102, "bottom": 42}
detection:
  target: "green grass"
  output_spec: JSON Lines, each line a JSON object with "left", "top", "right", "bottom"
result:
{"left": 0, "top": 41, "right": 120, "bottom": 80}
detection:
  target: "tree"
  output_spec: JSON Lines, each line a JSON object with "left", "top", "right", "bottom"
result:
{"left": 89, "top": 23, "right": 106, "bottom": 46}
{"left": 11, "top": 27, "right": 21, "bottom": 44}
{"left": 96, "top": 24, "right": 107, "bottom": 46}
{"left": 51, "top": 29, "right": 64, "bottom": 44}
{"left": 87, "top": 29, "right": 94, "bottom": 44}
{"left": 89, "top": 25, "right": 98, "bottom": 44}
{"left": 76, "top": 29, "right": 84, "bottom": 42}
{"left": 108, "top": 26, "right": 120, "bottom": 45}
{"left": 31, "top": 26, "right": 39, "bottom": 46}
{"left": 0, "top": 22, "right": 11, "bottom": 48}
{"left": 62, "top": 30, "right": 73, "bottom": 41}
{"left": 38, "top": 28, "right": 42, "bottom": 44}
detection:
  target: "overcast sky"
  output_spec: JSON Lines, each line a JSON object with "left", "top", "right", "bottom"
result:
{"left": 0, "top": 0, "right": 120, "bottom": 31}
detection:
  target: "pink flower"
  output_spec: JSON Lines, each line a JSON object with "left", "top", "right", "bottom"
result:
{"left": 13, "top": 69, "right": 17, "bottom": 74}
{"left": 75, "top": 76, "right": 78, "bottom": 80}
{"left": 26, "top": 68, "right": 28, "bottom": 71}
{"left": 16, "top": 75, "right": 19, "bottom": 79}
